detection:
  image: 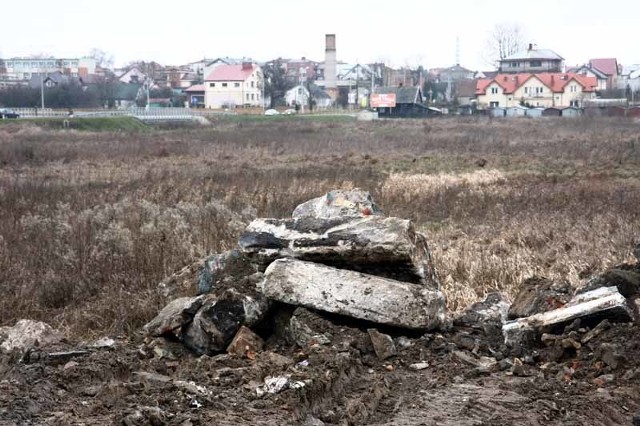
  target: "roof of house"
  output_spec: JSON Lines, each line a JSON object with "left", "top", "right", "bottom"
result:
{"left": 589, "top": 58, "right": 619, "bottom": 76}
{"left": 476, "top": 73, "right": 598, "bottom": 95}
{"left": 374, "top": 86, "right": 422, "bottom": 104}
{"left": 113, "top": 83, "right": 142, "bottom": 100}
{"left": 455, "top": 79, "right": 478, "bottom": 98}
{"left": 205, "top": 64, "right": 256, "bottom": 81}
{"left": 185, "top": 84, "right": 205, "bottom": 92}
{"left": 568, "top": 65, "right": 609, "bottom": 79}
{"left": 503, "top": 48, "right": 564, "bottom": 61}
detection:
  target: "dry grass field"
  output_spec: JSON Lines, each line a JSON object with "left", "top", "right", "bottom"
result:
{"left": 1, "top": 116, "right": 639, "bottom": 339}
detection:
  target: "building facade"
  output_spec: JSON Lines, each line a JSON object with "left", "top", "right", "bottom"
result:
{"left": 204, "top": 63, "right": 262, "bottom": 108}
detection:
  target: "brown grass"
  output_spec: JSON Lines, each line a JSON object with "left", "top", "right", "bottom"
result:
{"left": 0, "top": 117, "right": 639, "bottom": 337}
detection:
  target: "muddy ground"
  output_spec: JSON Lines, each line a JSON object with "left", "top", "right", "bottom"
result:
{"left": 1, "top": 310, "right": 639, "bottom": 426}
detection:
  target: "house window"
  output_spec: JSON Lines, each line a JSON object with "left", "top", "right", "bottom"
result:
{"left": 570, "top": 85, "right": 577, "bottom": 93}
{"left": 490, "top": 87, "right": 499, "bottom": 94}
{"left": 251, "top": 94, "right": 255, "bottom": 101}
{"left": 490, "top": 101, "right": 499, "bottom": 108}
{"left": 530, "top": 60, "right": 542, "bottom": 67}
{"left": 209, "top": 83, "right": 215, "bottom": 87}
{"left": 251, "top": 81, "right": 255, "bottom": 88}
{"left": 222, "top": 82, "right": 228, "bottom": 87}
{"left": 246, "top": 93, "right": 250, "bottom": 101}
{"left": 570, "top": 100, "right": 580, "bottom": 107}
{"left": 234, "top": 82, "right": 240, "bottom": 87}
{"left": 535, "top": 87, "right": 543, "bottom": 95}
{"left": 524, "top": 87, "right": 529, "bottom": 94}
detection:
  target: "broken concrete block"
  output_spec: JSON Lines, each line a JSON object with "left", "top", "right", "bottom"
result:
{"left": 143, "top": 296, "right": 205, "bottom": 339}
{"left": 240, "top": 216, "right": 438, "bottom": 285}
{"left": 260, "top": 259, "right": 446, "bottom": 330}
{"left": 508, "top": 276, "right": 573, "bottom": 320}
{"left": 183, "top": 289, "right": 271, "bottom": 355}
{"left": 368, "top": 329, "right": 397, "bottom": 360}
{"left": 503, "top": 287, "right": 633, "bottom": 347}
{"left": 288, "top": 308, "right": 333, "bottom": 347}
{"left": 453, "top": 292, "right": 510, "bottom": 328}
{"left": 577, "top": 266, "right": 640, "bottom": 299}
{"left": 227, "top": 326, "right": 264, "bottom": 357}
{"left": 452, "top": 351, "right": 497, "bottom": 370}
{"left": 198, "top": 250, "right": 259, "bottom": 295}
{"left": 0, "top": 320, "right": 64, "bottom": 353}
{"left": 292, "top": 189, "right": 383, "bottom": 219}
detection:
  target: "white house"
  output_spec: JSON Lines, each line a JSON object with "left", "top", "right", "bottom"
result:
{"left": 284, "top": 85, "right": 333, "bottom": 109}
{"left": 204, "top": 63, "right": 262, "bottom": 109}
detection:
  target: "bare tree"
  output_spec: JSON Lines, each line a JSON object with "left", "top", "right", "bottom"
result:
{"left": 87, "top": 49, "right": 114, "bottom": 70}
{"left": 483, "top": 22, "right": 527, "bottom": 67}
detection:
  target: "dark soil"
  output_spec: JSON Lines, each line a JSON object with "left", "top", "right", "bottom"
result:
{"left": 1, "top": 316, "right": 639, "bottom": 425}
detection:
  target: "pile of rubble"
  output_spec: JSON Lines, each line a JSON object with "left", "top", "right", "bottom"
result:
{"left": 144, "top": 189, "right": 446, "bottom": 357}
{"left": 144, "top": 189, "right": 640, "bottom": 366}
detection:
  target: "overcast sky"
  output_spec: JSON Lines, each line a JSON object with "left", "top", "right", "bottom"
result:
{"left": 1, "top": 0, "right": 638, "bottom": 70}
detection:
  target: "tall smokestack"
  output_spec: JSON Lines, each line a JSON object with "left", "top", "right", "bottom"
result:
{"left": 325, "top": 34, "right": 337, "bottom": 90}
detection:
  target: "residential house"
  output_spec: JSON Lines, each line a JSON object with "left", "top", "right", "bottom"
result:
{"left": 589, "top": 58, "right": 620, "bottom": 91}
{"left": 118, "top": 67, "right": 147, "bottom": 84}
{"left": 476, "top": 73, "right": 597, "bottom": 109}
{"left": 430, "top": 65, "right": 475, "bottom": 83}
{"left": 618, "top": 65, "right": 640, "bottom": 95}
{"left": 454, "top": 79, "right": 478, "bottom": 106}
{"left": 204, "top": 62, "right": 262, "bottom": 109}
{"left": 499, "top": 45, "right": 564, "bottom": 73}
{"left": 284, "top": 57, "right": 320, "bottom": 82}
{"left": 284, "top": 84, "right": 332, "bottom": 109}
{"left": 372, "top": 86, "right": 429, "bottom": 118}
{"left": 29, "top": 71, "right": 82, "bottom": 89}
{"left": 185, "top": 84, "right": 205, "bottom": 108}
{"left": 568, "top": 65, "right": 609, "bottom": 92}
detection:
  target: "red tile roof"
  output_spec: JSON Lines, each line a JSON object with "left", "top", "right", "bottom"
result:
{"left": 205, "top": 64, "right": 256, "bottom": 81}
{"left": 185, "top": 84, "right": 204, "bottom": 92}
{"left": 476, "top": 73, "right": 598, "bottom": 95}
{"left": 589, "top": 58, "right": 618, "bottom": 76}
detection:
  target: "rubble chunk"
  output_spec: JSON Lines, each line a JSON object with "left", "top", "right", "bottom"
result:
{"left": 240, "top": 216, "right": 438, "bottom": 285}
{"left": 288, "top": 308, "right": 333, "bottom": 347}
{"left": 454, "top": 292, "right": 510, "bottom": 328}
{"left": 577, "top": 267, "right": 640, "bottom": 299}
{"left": 226, "top": 326, "right": 264, "bottom": 357}
{"left": 198, "top": 249, "right": 258, "bottom": 295}
{"left": 508, "top": 276, "right": 573, "bottom": 320}
{"left": 367, "top": 329, "right": 397, "bottom": 360}
{"left": 143, "top": 296, "right": 205, "bottom": 338}
{"left": 183, "top": 289, "right": 271, "bottom": 355}
{"left": 260, "top": 259, "right": 446, "bottom": 330}
{"left": 0, "top": 320, "right": 64, "bottom": 353}
{"left": 292, "top": 189, "right": 383, "bottom": 219}
{"left": 503, "top": 287, "right": 633, "bottom": 347}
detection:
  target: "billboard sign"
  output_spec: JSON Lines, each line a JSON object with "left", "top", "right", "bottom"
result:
{"left": 370, "top": 93, "right": 396, "bottom": 108}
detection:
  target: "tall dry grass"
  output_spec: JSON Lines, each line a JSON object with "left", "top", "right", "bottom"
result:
{"left": 0, "top": 117, "right": 638, "bottom": 337}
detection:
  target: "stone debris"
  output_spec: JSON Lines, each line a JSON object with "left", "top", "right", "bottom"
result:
{"left": 291, "top": 188, "right": 383, "bottom": 219}
{"left": 143, "top": 296, "right": 205, "bottom": 338}
{"left": 261, "top": 258, "right": 446, "bottom": 330}
{"left": 367, "top": 329, "right": 397, "bottom": 360}
{"left": 239, "top": 216, "right": 438, "bottom": 285}
{"left": 503, "top": 286, "right": 633, "bottom": 347}
{"left": 226, "top": 326, "right": 264, "bottom": 358}
{"left": 453, "top": 292, "right": 510, "bottom": 329}
{"left": 255, "top": 376, "right": 306, "bottom": 397}
{"left": 409, "top": 362, "right": 430, "bottom": 370}
{"left": 197, "top": 249, "right": 258, "bottom": 295}
{"left": 0, "top": 320, "right": 64, "bottom": 353}
{"left": 508, "top": 276, "right": 573, "bottom": 320}
{"left": 288, "top": 308, "right": 333, "bottom": 347}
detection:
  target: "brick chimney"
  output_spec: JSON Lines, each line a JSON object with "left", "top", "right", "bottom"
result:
{"left": 325, "top": 34, "right": 337, "bottom": 90}
{"left": 242, "top": 61, "right": 252, "bottom": 70}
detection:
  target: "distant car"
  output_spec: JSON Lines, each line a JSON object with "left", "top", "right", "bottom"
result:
{"left": 282, "top": 108, "right": 297, "bottom": 115}
{"left": 0, "top": 108, "right": 20, "bottom": 119}
{"left": 264, "top": 109, "right": 280, "bottom": 116}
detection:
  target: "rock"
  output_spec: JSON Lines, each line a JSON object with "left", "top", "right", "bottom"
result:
{"left": 453, "top": 292, "right": 510, "bottom": 328}
{"left": 260, "top": 259, "right": 446, "bottom": 330}
{"left": 593, "top": 374, "right": 615, "bottom": 386}
{"left": 508, "top": 276, "right": 573, "bottom": 320}
{"left": 255, "top": 376, "right": 305, "bottom": 397}
{"left": 292, "top": 189, "right": 383, "bottom": 219}
{"left": 367, "top": 329, "right": 397, "bottom": 360}
{"left": 0, "top": 320, "right": 63, "bottom": 353}
{"left": 503, "top": 287, "right": 633, "bottom": 347}
{"left": 409, "top": 362, "right": 429, "bottom": 370}
{"left": 633, "top": 411, "right": 640, "bottom": 426}
{"left": 239, "top": 216, "right": 438, "bottom": 286}
{"left": 89, "top": 337, "right": 116, "bottom": 349}
{"left": 226, "top": 326, "right": 264, "bottom": 358}
{"left": 453, "top": 332, "right": 477, "bottom": 351}
{"left": 577, "top": 266, "right": 640, "bottom": 299}
{"left": 133, "top": 371, "right": 210, "bottom": 396}
{"left": 595, "top": 343, "right": 620, "bottom": 369}
{"left": 183, "top": 289, "right": 271, "bottom": 355}
{"left": 288, "top": 308, "right": 333, "bottom": 347}
{"left": 198, "top": 250, "right": 259, "bottom": 295}
{"left": 581, "top": 319, "right": 611, "bottom": 344}
{"left": 143, "top": 296, "right": 205, "bottom": 339}
{"left": 452, "top": 350, "right": 497, "bottom": 370}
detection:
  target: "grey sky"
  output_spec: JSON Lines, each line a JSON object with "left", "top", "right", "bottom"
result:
{"left": 1, "top": 0, "right": 638, "bottom": 70}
